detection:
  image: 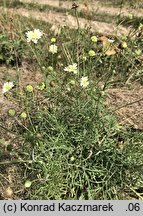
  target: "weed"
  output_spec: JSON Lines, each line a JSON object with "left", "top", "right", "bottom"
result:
{"left": 0, "top": 34, "right": 24, "bottom": 65}
{"left": 0, "top": 1, "right": 143, "bottom": 200}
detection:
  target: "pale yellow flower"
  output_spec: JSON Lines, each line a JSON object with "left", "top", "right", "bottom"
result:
{"left": 82, "top": 56, "right": 87, "bottom": 61}
{"left": 70, "top": 80, "right": 75, "bottom": 85}
{"left": 37, "top": 82, "right": 46, "bottom": 91}
{"left": 8, "top": 108, "right": 16, "bottom": 117}
{"left": 88, "top": 50, "right": 96, "bottom": 57}
{"left": 80, "top": 76, "right": 89, "bottom": 88}
{"left": 70, "top": 156, "right": 75, "bottom": 162}
{"left": 128, "top": 13, "right": 133, "bottom": 20}
{"left": 20, "top": 112, "right": 27, "bottom": 119}
{"left": 121, "top": 41, "right": 127, "bottom": 49}
{"left": 49, "top": 44, "right": 58, "bottom": 54}
{"left": 139, "top": 23, "right": 143, "bottom": 30}
{"left": 51, "top": 37, "right": 56, "bottom": 43}
{"left": 64, "top": 63, "right": 77, "bottom": 74}
{"left": 67, "top": 86, "right": 71, "bottom": 91}
{"left": 91, "top": 35, "right": 97, "bottom": 42}
{"left": 26, "top": 85, "right": 33, "bottom": 92}
{"left": 26, "top": 29, "right": 43, "bottom": 44}
{"left": 48, "top": 66, "right": 54, "bottom": 71}
{"left": 2, "top": 81, "right": 14, "bottom": 94}
{"left": 135, "top": 49, "right": 142, "bottom": 55}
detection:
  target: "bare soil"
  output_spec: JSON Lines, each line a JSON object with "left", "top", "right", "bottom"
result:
{"left": 0, "top": 7, "right": 130, "bottom": 36}
{"left": 106, "top": 84, "right": 143, "bottom": 130}
{"left": 22, "top": 0, "right": 143, "bottom": 17}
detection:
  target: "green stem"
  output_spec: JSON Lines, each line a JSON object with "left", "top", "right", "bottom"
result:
{"left": 75, "top": 8, "right": 80, "bottom": 72}
{"left": 28, "top": 44, "right": 44, "bottom": 73}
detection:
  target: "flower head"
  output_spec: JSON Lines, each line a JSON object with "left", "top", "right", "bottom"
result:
{"left": 67, "top": 86, "right": 71, "bottom": 91}
{"left": 70, "top": 80, "right": 75, "bottom": 85}
{"left": 82, "top": 56, "right": 87, "bottom": 61}
{"left": 51, "top": 37, "right": 56, "bottom": 43}
{"left": 24, "top": 180, "right": 32, "bottom": 188}
{"left": 64, "top": 63, "right": 77, "bottom": 74}
{"left": 70, "top": 156, "right": 75, "bottom": 162}
{"left": 88, "top": 50, "right": 96, "bottom": 57}
{"left": 139, "top": 23, "right": 143, "bottom": 30}
{"left": 20, "top": 112, "right": 27, "bottom": 119}
{"left": 135, "top": 49, "right": 142, "bottom": 55}
{"left": 26, "top": 85, "right": 33, "bottom": 93}
{"left": 26, "top": 29, "right": 43, "bottom": 44}
{"left": 121, "top": 41, "right": 127, "bottom": 49}
{"left": 80, "top": 76, "right": 89, "bottom": 88}
{"left": 48, "top": 66, "right": 54, "bottom": 71}
{"left": 2, "top": 81, "right": 14, "bottom": 94}
{"left": 49, "top": 44, "right": 58, "bottom": 54}
{"left": 128, "top": 13, "right": 133, "bottom": 20}
{"left": 8, "top": 108, "right": 16, "bottom": 117}
{"left": 37, "top": 82, "right": 46, "bottom": 91}
{"left": 91, "top": 35, "right": 97, "bottom": 42}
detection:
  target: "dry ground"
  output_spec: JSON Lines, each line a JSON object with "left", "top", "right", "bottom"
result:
{"left": 0, "top": 6, "right": 130, "bottom": 36}
{"left": 22, "top": 0, "right": 143, "bottom": 18}
{"left": 106, "top": 85, "right": 143, "bottom": 130}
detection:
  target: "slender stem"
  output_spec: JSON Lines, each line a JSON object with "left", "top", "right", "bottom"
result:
{"left": 75, "top": 9, "right": 80, "bottom": 30}
{"left": 75, "top": 8, "right": 80, "bottom": 73}
{"left": 113, "top": 97, "right": 143, "bottom": 112}
{"left": 0, "top": 160, "right": 33, "bottom": 165}
{"left": 28, "top": 44, "right": 44, "bottom": 73}
{"left": 3, "top": 0, "right": 6, "bottom": 8}
{"left": 0, "top": 124, "right": 17, "bottom": 134}
{"left": 127, "top": 186, "right": 143, "bottom": 200}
